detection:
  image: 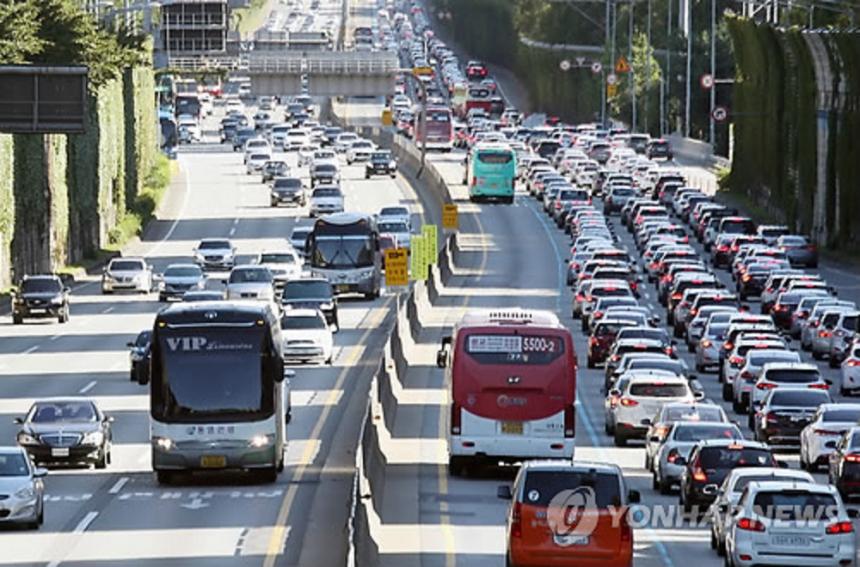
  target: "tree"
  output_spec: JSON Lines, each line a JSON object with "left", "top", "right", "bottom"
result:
{"left": 0, "top": 1, "right": 43, "bottom": 63}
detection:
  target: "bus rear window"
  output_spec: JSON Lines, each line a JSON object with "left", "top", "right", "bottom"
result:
{"left": 464, "top": 334, "right": 563, "bottom": 364}
{"left": 476, "top": 152, "right": 513, "bottom": 164}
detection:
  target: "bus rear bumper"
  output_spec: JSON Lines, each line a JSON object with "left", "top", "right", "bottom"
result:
{"left": 449, "top": 436, "right": 575, "bottom": 462}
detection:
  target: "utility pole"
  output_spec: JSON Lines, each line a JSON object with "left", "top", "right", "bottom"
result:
{"left": 666, "top": 0, "right": 672, "bottom": 134}
{"left": 629, "top": 0, "right": 636, "bottom": 132}
{"left": 709, "top": 0, "right": 716, "bottom": 146}
{"left": 685, "top": 0, "right": 692, "bottom": 138}
{"left": 645, "top": 0, "right": 652, "bottom": 134}
{"left": 602, "top": 0, "right": 611, "bottom": 125}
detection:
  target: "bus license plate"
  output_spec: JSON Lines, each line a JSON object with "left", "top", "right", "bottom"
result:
{"left": 200, "top": 455, "right": 226, "bottom": 469}
{"left": 501, "top": 422, "right": 523, "bottom": 435}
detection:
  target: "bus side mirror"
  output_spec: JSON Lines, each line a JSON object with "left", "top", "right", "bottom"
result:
{"left": 437, "top": 336, "right": 452, "bottom": 368}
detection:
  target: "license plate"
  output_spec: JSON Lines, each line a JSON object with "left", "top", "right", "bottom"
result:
{"left": 501, "top": 422, "right": 523, "bottom": 435}
{"left": 772, "top": 535, "right": 808, "bottom": 546}
{"left": 200, "top": 455, "right": 226, "bottom": 469}
{"left": 336, "top": 284, "right": 350, "bottom": 293}
{"left": 553, "top": 534, "right": 589, "bottom": 547}
{"left": 51, "top": 448, "right": 70, "bottom": 457}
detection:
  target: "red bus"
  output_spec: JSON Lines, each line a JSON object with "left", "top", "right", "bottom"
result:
{"left": 415, "top": 105, "right": 453, "bottom": 152}
{"left": 458, "top": 87, "right": 493, "bottom": 118}
{"left": 437, "top": 310, "right": 577, "bottom": 476}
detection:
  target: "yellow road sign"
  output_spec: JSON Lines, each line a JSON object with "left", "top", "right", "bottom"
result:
{"left": 442, "top": 203, "right": 458, "bottom": 230}
{"left": 422, "top": 225, "right": 438, "bottom": 264}
{"left": 413, "top": 66, "right": 434, "bottom": 76}
{"left": 615, "top": 56, "right": 631, "bottom": 74}
{"left": 381, "top": 108, "right": 393, "bottom": 126}
{"left": 410, "top": 236, "right": 428, "bottom": 281}
{"left": 607, "top": 83, "right": 618, "bottom": 98}
{"left": 384, "top": 248, "right": 409, "bottom": 287}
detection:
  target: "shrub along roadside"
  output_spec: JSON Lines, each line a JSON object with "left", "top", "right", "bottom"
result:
{"left": 107, "top": 154, "right": 175, "bottom": 251}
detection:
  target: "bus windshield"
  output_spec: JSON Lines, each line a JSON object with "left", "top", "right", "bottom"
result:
{"left": 152, "top": 327, "right": 274, "bottom": 422}
{"left": 312, "top": 236, "right": 375, "bottom": 269}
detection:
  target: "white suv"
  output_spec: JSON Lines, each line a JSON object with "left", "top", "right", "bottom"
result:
{"left": 610, "top": 371, "right": 699, "bottom": 447}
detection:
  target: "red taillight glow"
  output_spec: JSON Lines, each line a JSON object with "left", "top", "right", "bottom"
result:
{"left": 564, "top": 405, "right": 575, "bottom": 438}
{"left": 511, "top": 501, "right": 523, "bottom": 538}
{"left": 846, "top": 359, "right": 860, "bottom": 367}
{"left": 809, "top": 383, "right": 830, "bottom": 390}
{"left": 756, "top": 382, "right": 777, "bottom": 390}
{"left": 737, "top": 518, "right": 766, "bottom": 532}
{"left": 451, "top": 403, "right": 461, "bottom": 435}
{"left": 692, "top": 467, "right": 707, "bottom": 482}
{"left": 619, "top": 398, "right": 639, "bottom": 407}
{"left": 701, "top": 339, "right": 712, "bottom": 348}
{"left": 729, "top": 355, "right": 744, "bottom": 366}
{"left": 844, "top": 453, "right": 860, "bottom": 463}
{"left": 826, "top": 521, "right": 853, "bottom": 535}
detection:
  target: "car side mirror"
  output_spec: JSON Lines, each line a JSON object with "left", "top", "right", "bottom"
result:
{"left": 34, "top": 467, "right": 48, "bottom": 478}
{"left": 105, "top": 415, "right": 115, "bottom": 423}
{"left": 13, "top": 417, "right": 23, "bottom": 425}
{"left": 627, "top": 490, "right": 641, "bottom": 504}
{"left": 63, "top": 287, "right": 71, "bottom": 294}
{"left": 687, "top": 374, "right": 699, "bottom": 382}
{"left": 694, "top": 391, "right": 705, "bottom": 400}
{"left": 649, "top": 435, "right": 661, "bottom": 443}
{"left": 497, "top": 485, "right": 513, "bottom": 500}
{"left": 825, "top": 379, "right": 833, "bottom": 386}
{"left": 776, "top": 459, "right": 789, "bottom": 469}
{"left": 436, "top": 349, "right": 448, "bottom": 369}
{"left": 640, "top": 418, "right": 652, "bottom": 426}
{"left": 608, "top": 389, "right": 621, "bottom": 397}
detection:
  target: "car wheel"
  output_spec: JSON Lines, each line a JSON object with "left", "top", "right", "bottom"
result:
{"left": 829, "top": 356, "right": 840, "bottom": 369}
{"left": 710, "top": 528, "right": 718, "bottom": 550}
{"left": 695, "top": 362, "right": 705, "bottom": 373}
{"left": 365, "top": 173, "right": 370, "bottom": 179}
{"left": 257, "top": 467, "right": 278, "bottom": 483}
{"left": 732, "top": 399, "right": 743, "bottom": 413}
{"left": 651, "top": 472, "right": 659, "bottom": 490}
{"left": 587, "top": 357, "right": 595, "bottom": 369}
{"left": 812, "top": 350, "right": 823, "bottom": 360}
{"left": 156, "top": 470, "right": 176, "bottom": 485}
{"left": 448, "top": 456, "right": 465, "bottom": 477}
{"left": 12, "top": 314, "right": 23, "bottom": 325}
{"left": 613, "top": 431, "right": 627, "bottom": 447}
{"left": 658, "top": 475, "right": 672, "bottom": 495}
{"left": 102, "top": 288, "right": 113, "bottom": 295}
{"left": 59, "top": 309, "right": 69, "bottom": 324}
{"left": 95, "top": 449, "right": 108, "bottom": 469}
{"left": 721, "top": 382, "right": 733, "bottom": 402}
{"left": 687, "top": 342, "right": 695, "bottom": 353}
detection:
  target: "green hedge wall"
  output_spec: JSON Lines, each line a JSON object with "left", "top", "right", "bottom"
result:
{"left": 832, "top": 34, "right": 860, "bottom": 247}
{"left": 123, "top": 63, "right": 156, "bottom": 206}
{"left": 67, "top": 78, "right": 126, "bottom": 262}
{"left": 0, "top": 134, "right": 13, "bottom": 287}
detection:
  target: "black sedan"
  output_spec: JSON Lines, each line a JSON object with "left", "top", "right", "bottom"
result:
{"left": 127, "top": 330, "right": 152, "bottom": 384}
{"left": 15, "top": 399, "right": 113, "bottom": 469}
{"left": 365, "top": 151, "right": 397, "bottom": 179}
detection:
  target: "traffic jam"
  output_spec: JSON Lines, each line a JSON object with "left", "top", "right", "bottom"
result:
{"left": 389, "top": 2, "right": 860, "bottom": 565}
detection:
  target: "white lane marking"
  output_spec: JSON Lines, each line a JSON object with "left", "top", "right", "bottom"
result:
{"left": 50, "top": 334, "right": 62, "bottom": 341}
{"left": 102, "top": 306, "right": 114, "bottom": 314}
{"left": 232, "top": 218, "right": 239, "bottom": 225}
{"left": 144, "top": 156, "right": 192, "bottom": 259}
{"left": 73, "top": 511, "right": 99, "bottom": 534}
{"left": 78, "top": 380, "right": 97, "bottom": 394}
{"left": 229, "top": 227, "right": 236, "bottom": 236}
{"left": 23, "top": 345, "right": 39, "bottom": 354}
{"left": 109, "top": 477, "right": 130, "bottom": 495}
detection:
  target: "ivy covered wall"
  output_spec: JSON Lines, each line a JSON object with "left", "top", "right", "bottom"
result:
{"left": 0, "top": 134, "right": 13, "bottom": 288}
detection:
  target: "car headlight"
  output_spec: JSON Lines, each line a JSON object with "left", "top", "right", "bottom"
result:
{"left": 194, "top": 253, "right": 204, "bottom": 260}
{"left": 14, "top": 485, "right": 35, "bottom": 500}
{"left": 82, "top": 431, "right": 104, "bottom": 445}
{"left": 50, "top": 295, "right": 64, "bottom": 305}
{"left": 249, "top": 434, "right": 272, "bottom": 448}
{"left": 17, "top": 432, "right": 39, "bottom": 445}
{"left": 154, "top": 436, "right": 174, "bottom": 451}
{"left": 196, "top": 280, "right": 205, "bottom": 289}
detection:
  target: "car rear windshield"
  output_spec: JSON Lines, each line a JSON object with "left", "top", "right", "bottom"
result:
{"left": 284, "top": 280, "right": 332, "bottom": 299}
{"left": 823, "top": 409, "right": 860, "bottom": 422}
{"left": 766, "top": 369, "right": 820, "bottom": 383}
{"left": 752, "top": 491, "right": 837, "bottom": 519}
{"left": 673, "top": 425, "right": 738, "bottom": 442}
{"left": 769, "top": 390, "right": 829, "bottom": 407}
{"left": 629, "top": 383, "right": 688, "bottom": 397}
{"left": 699, "top": 447, "right": 775, "bottom": 469}
{"left": 523, "top": 471, "right": 622, "bottom": 508}
{"left": 280, "top": 315, "right": 326, "bottom": 330}
{"left": 664, "top": 406, "right": 723, "bottom": 422}
{"left": 313, "top": 188, "right": 342, "bottom": 197}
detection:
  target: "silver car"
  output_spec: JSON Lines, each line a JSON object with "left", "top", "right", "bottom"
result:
{"left": 643, "top": 402, "right": 729, "bottom": 471}
{"left": 308, "top": 186, "right": 344, "bottom": 217}
{"left": 694, "top": 322, "right": 729, "bottom": 373}
{"left": 158, "top": 264, "right": 206, "bottom": 301}
{"left": 101, "top": 257, "right": 153, "bottom": 294}
{"left": 653, "top": 421, "right": 742, "bottom": 494}
{"left": 0, "top": 446, "right": 46, "bottom": 529}
{"left": 225, "top": 265, "right": 275, "bottom": 302}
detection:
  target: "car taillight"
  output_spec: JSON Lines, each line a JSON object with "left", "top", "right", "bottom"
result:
{"left": 671, "top": 292, "right": 682, "bottom": 300}
{"left": 692, "top": 466, "right": 707, "bottom": 482}
{"left": 809, "top": 383, "right": 830, "bottom": 390}
{"left": 766, "top": 412, "right": 779, "bottom": 423}
{"left": 667, "top": 449, "right": 680, "bottom": 463}
{"left": 775, "top": 304, "right": 788, "bottom": 312}
{"left": 723, "top": 342, "right": 734, "bottom": 351}
{"left": 826, "top": 521, "right": 853, "bottom": 535}
{"left": 510, "top": 501, "right": 523, "bottom": 538}
{"left": 845, "top": 453, "right": 860, "bottom": 463}
{"left": 819, "top": 330, "right": 832, "bottom": 338}
{"left": 717, "top": 245, "right": 729, "bottom": 252}
{"left": 593, "top": 311, "right": 604, "bottom": 320}
{"left": 740, "top": 370, "right": 754, "bottom": 380}
{"left": 729, "top": 355, "right": 744, "bottom": 366}
{"left": 619, "top": 398, "right": 639, "bottom": 407}
{"left": 814, "top": 429, "right": 842, "bottom": 435}
{"left": 756, "top": 382, "right": 777, "bottom": 390}
{"left": 451, "top": 402, "right": 461, "bottom": 435}
{"left": 742, "top": 274, "right": 752, "bottom": 282}
{"left": 589, "top": 336, "right": 599, "bottom": 346}
{"left": 701, "top": 339, "right": 712, "bottom": 348}
{"left": 620, "top": 512, "right": 632, "bottom": 542}
{"left": 471, "top": 176, "right": 477, "bottom": 186}
{"left": 690, "top": 308, "right": 698, "bottom": 316}
{"left": 576, "top": 293, "right": 584, "bottom": 301}
{"left": 737, "top": 517, "right": 766, "bottom": 532}
{"left": 564, "top": 405, "right": 575, "bottom": 438}
{"left": 846, "top": 359, "right": 860, "bottom": 367}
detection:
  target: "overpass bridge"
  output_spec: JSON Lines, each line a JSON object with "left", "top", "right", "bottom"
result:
{"left": 165, "top": 51, "right": 399, "bottom": 96}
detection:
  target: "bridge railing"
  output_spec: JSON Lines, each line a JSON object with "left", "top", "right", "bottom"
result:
{"left": 166, "top": 52, "right": 399, "bottom": 75}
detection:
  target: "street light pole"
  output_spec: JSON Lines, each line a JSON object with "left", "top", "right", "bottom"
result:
{"left": 629, "top": 0, "right": 636, "bottom": 131}
{"left": 709, "top": 0, "right": 716, "bottom": 146}
{"left": 603, "top": 0, "right": 611, "bottom": 125}
{"left": 685, "top": 0, "right": 692, "bottom": 138}
{"left": 645, "top": 0, "right": 652, "bottom": 134}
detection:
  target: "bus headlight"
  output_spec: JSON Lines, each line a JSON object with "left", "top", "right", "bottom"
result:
{"left": 249, "top": 434, "right": 272, "bottom": 448}
{"left": 154, "top": 436, "right": 175, "bottom": 451}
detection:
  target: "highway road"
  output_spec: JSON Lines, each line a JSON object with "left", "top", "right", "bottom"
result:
{"left": 355, "top": 136, "right": 860, "bottom": 566}
{"left": 0, "top": 94, "right": 427, "bottom": 566}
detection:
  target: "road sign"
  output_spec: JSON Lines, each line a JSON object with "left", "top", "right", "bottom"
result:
{"left": 559, "top": 59, "right": 571, "bottom": 71}
{"left": 615, "top": 56, "right": 631, "bottom": 74}
{"left": 410, "top": 236, "right": 428, "bottom": 281}
{"left": 607, "top": 84, "right": 618, "bottom": 98}
{"left": 575, "top": 56, "right": 586, "bottom": 67}
{"left": 0, "top": 66, "right": 88, "bottom": 134}
{"left": 422, "top": 224, "right": 438, "bottom": 264}
{"left": 700, "top": 74, "right": 714, "bottom": 90}
{"left": 442, "top": 204, "right": 458, "bottom": 230}
{"left": 712, "top": 106, "right": 728, "bottom": 122}
{"left": 591, "top": 62, "right": 603, "bottom": 74}
{"left": 606, "top": 73, "right": 618, "bottom": 86}
{"left": 384, "top": 248, "right": 409, "bottom": 287}
{"left": 413, "top": 66, "right": 434, "bottom": 76}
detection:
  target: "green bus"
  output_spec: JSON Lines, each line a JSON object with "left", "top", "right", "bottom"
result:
{"left": 466, "top": 142, "right": 517, "bottom": 204}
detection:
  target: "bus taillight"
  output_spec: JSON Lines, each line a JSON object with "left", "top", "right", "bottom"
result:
{"left": 564, "top": 405, "right": 575, "bottom": 438}
{"left": 451, "top": 402, "right": 462, "bottom": 434}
